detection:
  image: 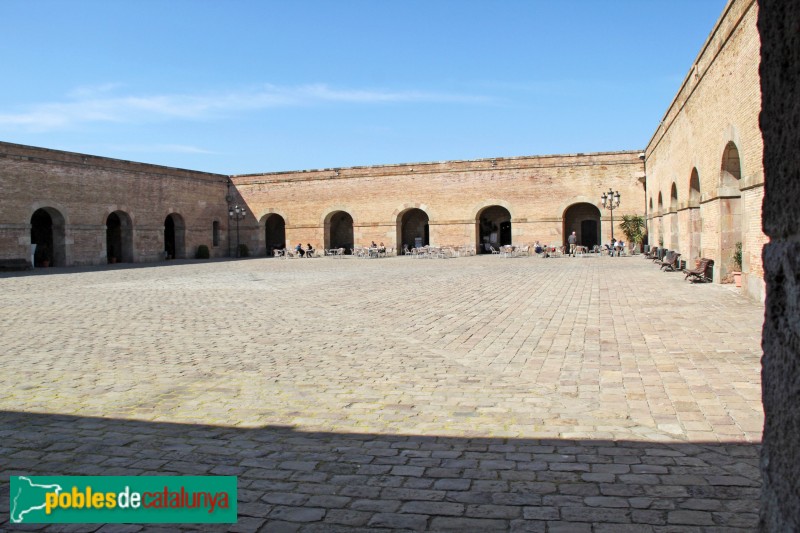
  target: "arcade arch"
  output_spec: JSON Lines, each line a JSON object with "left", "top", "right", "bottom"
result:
{"left": 476, "top": 205, "right": 511, "bottom": 253}
{"left": 688, "top": 169, "right": 702, "bottom": 259}
{"left": 324, "top": 210, "right": 354, "bottom": 252}
{"left": 164, "top": 213, "right": 186, "bottom": 259}
{"left": 263, "top": 213, "right": 286, "bottom": 255}
{"left": 719, "top": 141, "right": 743, "bottom": 278}
{"left": 106, "top": 210, "right": 133, "bottom": 263}
{"left": 397, "top": 208, "right": 429, "bottom": 252}
{"left": 30, "top": 207, "right": 66, "bottom": 267}
{"left": 562, "top": 202, "right": 601, "bottom": 248}
{"left": 670, "top": 183, "right": 679, "bottom": 250}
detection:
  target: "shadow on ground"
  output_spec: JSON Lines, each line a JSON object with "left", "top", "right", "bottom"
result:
{"left": 0, "top": 411, "right": 760, "bottom": 532}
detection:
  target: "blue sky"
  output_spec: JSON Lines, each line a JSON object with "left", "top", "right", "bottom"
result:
{"left": 1, "top": 0, "right": 727, "bottom": 175}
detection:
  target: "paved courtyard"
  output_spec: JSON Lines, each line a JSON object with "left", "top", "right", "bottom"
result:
{"left": 0, "top": 254, "right": 764, "bottom": 531}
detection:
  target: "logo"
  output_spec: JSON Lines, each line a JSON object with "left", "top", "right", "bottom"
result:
{"left": 9, "top": 476, "right": 236, "bottom": 524}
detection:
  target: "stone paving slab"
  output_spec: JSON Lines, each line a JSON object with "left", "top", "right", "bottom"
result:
{"left": 0, "top": 255, "right": 764, "bottom": 531}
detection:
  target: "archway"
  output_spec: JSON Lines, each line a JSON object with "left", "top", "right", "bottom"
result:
{"left": 31, "top": 207, "right": 66, "bottom": 267}
{"left": 164, "top": 213, "right": 186, "bottom": 259}
{"left": 106, "top": 211, "right": 133, "bottom": 263}
{"left": 476, "top": 205, "right": 511, "bottom": 253}
{"left": 397, "top": 208, "right": 429, "bottom": 252}
{"left": 324, "top": 211, "right": 354, "bottom": 252}
{"left": 719, "top": 141, "right": 743, "bottom": 279}
{"left": 263, "top": 214, "right": 286, "bottom": 256}
{"left": 670, "top": 183, "right": 679, "bottom": 250}
{"left": 562, "top": 203, "right": 601, "bottom": 248}
{"left": 688, "top": 169, "right": 702, "bottom": 260}
{"left": 657, "top": 192, "right": 664, "bottom": 247}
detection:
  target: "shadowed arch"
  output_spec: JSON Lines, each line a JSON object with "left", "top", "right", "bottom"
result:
{"left": 397, "top": 208, "right": 429, "bottom": 252}
{"left": 30, "top": 207, "right": 66, "bottom": 267}
{"left": 106, "top": 210, "right": 134, "bottom": 263}
{"left": 164, "top": 213, "right": 186, "bottom": 259}
{"left": 476, "top": 205, "right": 511, "bottom": 253}
{"left": 563, "top": 202, "right": 602, "bottom": 248}
{"left": 719, "top": 141, "right": 743, "bottom": 280}
{"left": 324, "top": 210, "right": 354, "bottom": 252}
{"left": 261, "top": 213, "right": 286, "bottom": 256}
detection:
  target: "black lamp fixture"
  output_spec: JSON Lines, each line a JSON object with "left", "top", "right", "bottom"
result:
{"left": 601, "top": 188, "right": 621, "bottom": 241}
{"left": 229, "top": 205, "right": 246, "bottom": 258}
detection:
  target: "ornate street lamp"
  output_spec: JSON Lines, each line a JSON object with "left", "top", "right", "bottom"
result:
{"left": 229, "top": 205, "right": 246, "bottom": 258}
{"left": 601, "top": 188, "right": 621, "bottom": 241}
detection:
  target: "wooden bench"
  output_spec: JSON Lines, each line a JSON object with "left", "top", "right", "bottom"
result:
{"left": 658, "top": 251, "right": 681, "bottom": 271}
{"left": 0, "top": 258, "right": 32, "bottom": 271}
{"left": 684, "top": 258, "right": 714, "bottom": 282}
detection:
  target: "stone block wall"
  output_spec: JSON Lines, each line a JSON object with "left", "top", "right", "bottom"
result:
{"left": 758, "top": 0, "right": 800, "bottom": 529}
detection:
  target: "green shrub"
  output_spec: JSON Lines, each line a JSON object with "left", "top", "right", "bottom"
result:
{"left": 238, "top": 244, "right": 249, "bottom": 257}
{"left": 195, "top": 245, "right": 210, "bottom": 259}
{"left": 733, "top": 242, "right": 743, "bottom": 271}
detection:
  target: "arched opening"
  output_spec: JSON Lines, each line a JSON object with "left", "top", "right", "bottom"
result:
{"left": 476, "top": 205, "right": 511, "bottom": 253}
{"left": 657, "top": 192, "right": 664, "bottom": 247}
{"left": 106, "top": 211, "right": 133, "bottom": 263}
{"left": 719, "top": 142, "right": 743, "bottom": 279}
{"left": 263, "top": 214, "right": 286, "bottom": 256}
{"left": 689, "top": 169, "right": 702, "bottom": 259}
{"left": 212, "top": 221, "right": 220, "bottom": 248}
{"left": 670, "top": 183, "right": 679, "bottom": 250}
{"left": 164, "top": 213, "right": 186, "bottom": 259}
{"left": 397, "top": 208, "right": 429, "bottom": 252}
{"left": 562, "top": 202, "right": 601, "bottom": 248}
{"left": 689, "top": 170, "right": 701, "bottom": 203}
{"left": 324, "top": 211, "right": 354, "bottom": 253}
{"left": 30, "top": 207, "right": 66, "bottom": 267}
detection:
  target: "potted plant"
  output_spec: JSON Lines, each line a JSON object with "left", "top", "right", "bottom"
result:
{"left": 620, "top": 215, "right": 645, "bottom": 254}
{"left": 732, "top": 242, "right": 743, "bottom": 287}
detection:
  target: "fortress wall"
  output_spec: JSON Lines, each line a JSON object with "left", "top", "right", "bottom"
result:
{"left": 232, "top": 151, "right": 645, "bottom": 255}
{"left": 0, "top": 142, "right": 230, "bottom": 266}
{"left": 644, "top": 0, "right": 766, "bottom": 300}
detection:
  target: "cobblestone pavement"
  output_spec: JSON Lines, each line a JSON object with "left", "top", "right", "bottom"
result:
{"left": 0, "top": 255, "right": 764, "bottom": 531}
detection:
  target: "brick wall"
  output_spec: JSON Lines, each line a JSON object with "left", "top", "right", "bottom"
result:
{"left": 231, "top": 151, "right": 646, "bottom": 256}
{"left": 0, "top": 142, "right": 230, "bottom": 266}
{"left": 644, "top": 0, "right": 766, "bottom": 300}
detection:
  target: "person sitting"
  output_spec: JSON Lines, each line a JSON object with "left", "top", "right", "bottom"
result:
{"left": 534, "top": 240, "right": 543, "bottom": 254}
{"left": 371, "top": 241, "right": 378, "bottom": 248}
{"left": 378, "top": 242, "right": 386, "bottom": 254}
{"left": 295, "top": 243, "right": 305, "bottom": 257}
{"left": 306, "top": 243, "right": 315, "bottom": 258}
{"left": 616, "top": 240, "right": 625, "bottom": 256}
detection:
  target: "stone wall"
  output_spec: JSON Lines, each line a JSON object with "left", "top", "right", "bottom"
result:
{"left": 0, "top": 142, "right": 231, "bottom": 266}
{"left": 231, "top": 151, "right": 645, "bottom": 256}
{"left": 758, "top": 0, "right": 800, "bottom": 529}
{"left": 644, "top": 0, "right": 766, "bottom": 301}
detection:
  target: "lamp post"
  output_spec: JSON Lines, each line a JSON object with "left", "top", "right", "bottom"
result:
{"left": 229, "top": 205, "right": 246, "bottom": 258}
{"left": 601, "top": 188, "right": 621, "bottom": 241}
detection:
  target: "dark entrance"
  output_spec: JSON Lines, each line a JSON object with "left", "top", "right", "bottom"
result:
{"left": 325, "top": 211, "right": 354, "bottom": 252}
{"left": 580, "top": 219, "right": 599, "bottom": 248}
{"left": 164, "top": 213, "right": 185, "bottom": 259}
{"left": 398, "top": 208, "right": 429, "bottom": 251}
{"left": 106, "top": 211, "right": 133, "bottom": 263}
{"left": 477, "top": 205, "right": 512, "bottom": 253}
{"left": 264, "top": 214, "right": 286, "bottom": 255}
{"left": 30, "top": 207, "right": 66, "bottom": 267}
{"left": 563, "top": 203, "right": 602, "bottom": 248}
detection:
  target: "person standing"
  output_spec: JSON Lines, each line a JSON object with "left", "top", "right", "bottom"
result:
{"left": 568, "top": 231, "right": 577, "bottom": 257}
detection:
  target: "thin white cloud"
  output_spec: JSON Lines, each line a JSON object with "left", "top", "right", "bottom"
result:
{"left": 0, "top": 84, "right": 491, "bottom": 132}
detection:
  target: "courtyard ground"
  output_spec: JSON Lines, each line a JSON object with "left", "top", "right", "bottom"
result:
{"left": 0, "top": 254, "right": 764, "bottom": 531}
